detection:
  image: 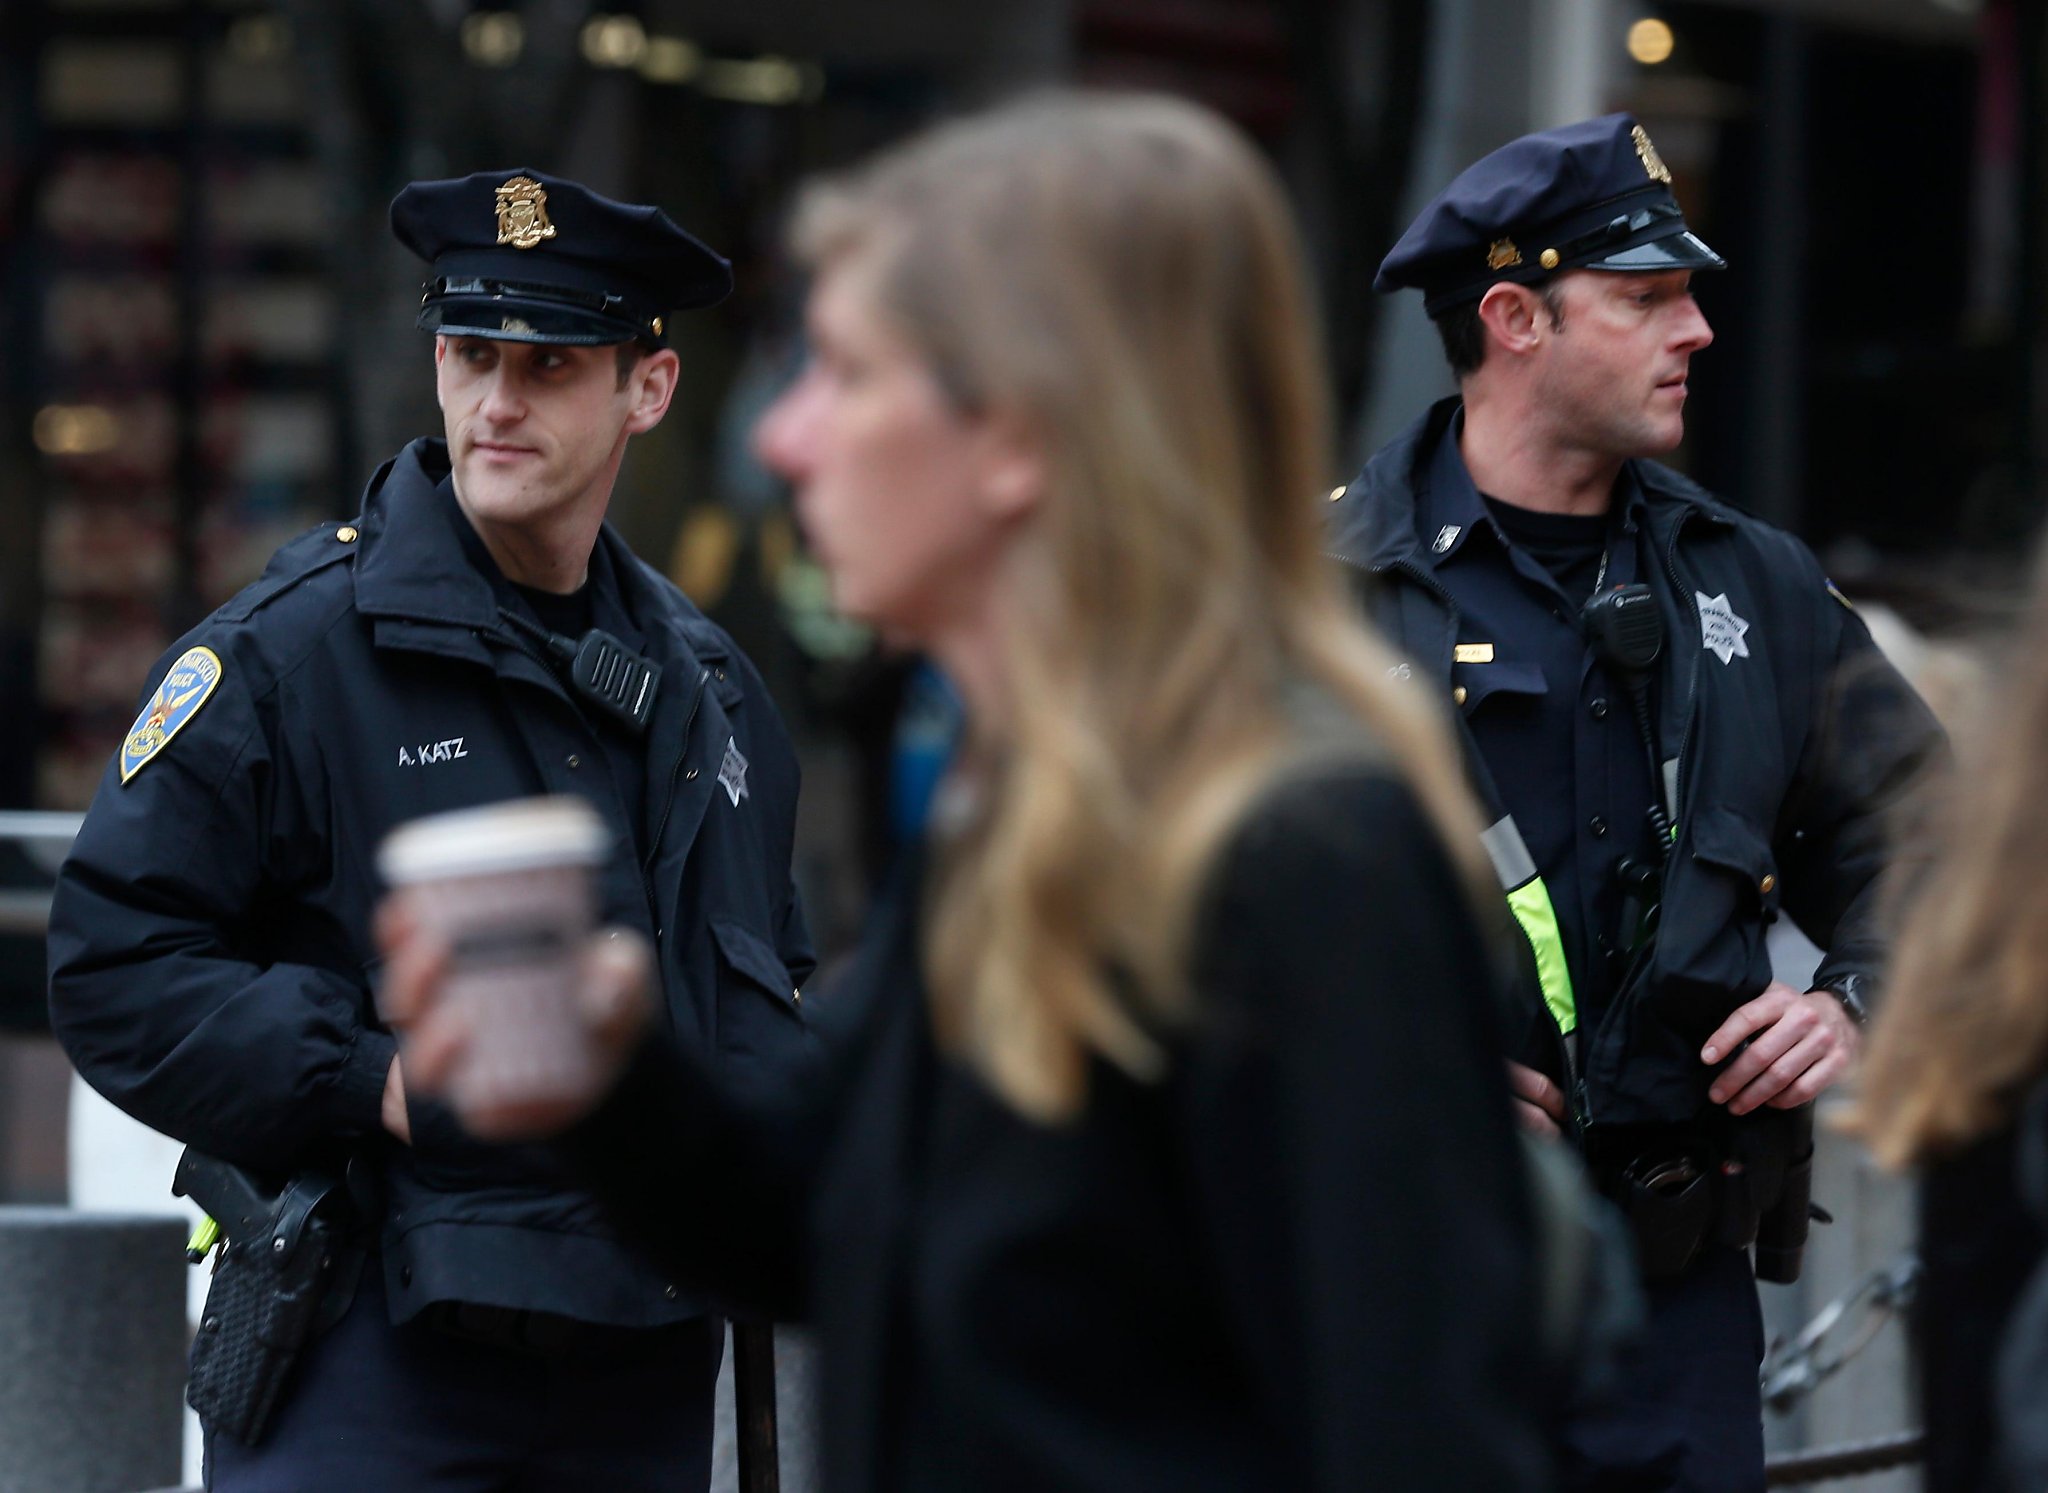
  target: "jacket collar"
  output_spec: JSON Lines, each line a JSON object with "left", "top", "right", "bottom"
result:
{"left": 353, "top": 439, "right": 508, "bottom": 630}
{"left": 1330, "top": 395, "right": 1733, "bottom": 575}
{"left": 348, "top": 437, "right": 729, "bottom": 670}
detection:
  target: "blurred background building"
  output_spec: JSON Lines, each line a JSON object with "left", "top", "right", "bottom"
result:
{"left": 0, "top": 0, "right": 2034, "bottom": 1475}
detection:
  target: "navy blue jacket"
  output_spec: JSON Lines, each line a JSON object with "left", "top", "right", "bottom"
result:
{"left": 1329, "top": 400, "right": 1944, "bottom": 1129}
{"left": 49, "top": 438, "right": 815, "bottom": 1328}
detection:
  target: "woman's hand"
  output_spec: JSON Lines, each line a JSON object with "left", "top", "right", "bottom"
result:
{"left": 374, "top": 894, "right": 657, "bottom": 1140}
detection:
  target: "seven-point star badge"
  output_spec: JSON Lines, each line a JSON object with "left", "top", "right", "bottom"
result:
{"left": 1696, "top": 592, "right": 1751, "bottom": 665}
{"left": 718, "top": 737, "right": 750, "bottom": 807}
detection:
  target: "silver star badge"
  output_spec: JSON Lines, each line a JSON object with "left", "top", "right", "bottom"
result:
{"left": 1695, "top": 591, "right": 1751, "bottom": 665}
{"left": 717, "top": 737, "right": 750, "bottom": 806}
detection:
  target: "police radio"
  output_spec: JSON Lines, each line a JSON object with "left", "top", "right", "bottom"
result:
{"left": 1582, "top": 582, "right": 1671, "bottom": 962}
{"left": 1580, "top": 583, "right": 1662, "bottom": 675}
{"left": 498, "top": 610, "right": 662, "bottom": 735}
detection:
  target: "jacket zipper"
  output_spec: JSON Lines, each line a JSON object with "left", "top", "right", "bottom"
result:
{"left": 1378, "top": 555, "right": 1589, "bottom": 1134}
{"left": 1572, "top": 511, "right": 1701, "bottom": 1123}
{"left": 489, "top": 621, "right": 710, "bottom": 946}
{"left": 641, "top": 666, "right": 712, "bottom": 913}
{"left": 1656, "top": 509, "right": 1701, "bottom": 827}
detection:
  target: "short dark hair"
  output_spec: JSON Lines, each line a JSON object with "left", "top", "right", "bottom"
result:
{"left": 1430, "top": 281, "right": 1568, "bottom": 379}
{"left": 613, "top": 340, "right": 656, "bottom": 388}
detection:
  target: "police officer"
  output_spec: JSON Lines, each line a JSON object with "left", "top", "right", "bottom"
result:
{"left": 48, "top": 170, "right": 815, "bottom": 1491}
{"left": 1329, "top": 116, "right": 1943, "bottom": 1491}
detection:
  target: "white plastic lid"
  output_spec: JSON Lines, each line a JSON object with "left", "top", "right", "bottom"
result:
{"left": 378, "top": 796, "right": 611, "bottom": 884}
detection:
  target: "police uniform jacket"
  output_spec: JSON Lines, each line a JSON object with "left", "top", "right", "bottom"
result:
{"left": 561, "top": 757, "right": 1552, "bottom": 1493}
{"left": 1328, "top": 399, "right": 1944, "bottom": 1131}
{"left": 48, "top": 437, "right": 816, "bottom": 1328}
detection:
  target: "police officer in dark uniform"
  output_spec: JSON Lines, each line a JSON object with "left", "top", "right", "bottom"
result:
{"left": 1328, "top": 117, "right": 1944, "bottom": 1491}
{"left": 48, "top": 170, "right": 816, "bottom": 1491}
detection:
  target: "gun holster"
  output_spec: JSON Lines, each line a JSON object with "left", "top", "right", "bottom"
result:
{"left": 1596, "top": 1105, "right": 1820, "bottom": 1285}
{"left": 175, "top": 1150, "right": 366, "bottom": 1446}
{"left": 1618, "top": 1152, "right": 1717, "bottom": 1280}
{"left": 1749, "top": 1105, "right": 1817, "bottom": 1285}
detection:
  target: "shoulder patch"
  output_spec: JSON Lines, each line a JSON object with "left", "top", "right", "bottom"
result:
{"left": 121, "top": 646, "right": 224, "bottom": 783}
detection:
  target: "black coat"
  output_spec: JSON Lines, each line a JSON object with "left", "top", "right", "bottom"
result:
{"left": 1328, "top": 400, "right": 1945, "bottom": 1128}
{"left": 1918, "top": 1123, "right": 2044, "bottom": 1493}
{"left": 567, "top": 759, "right": 1554, "bottom": 1493}
{"left": 48, "top": 438, "right": 815, "bottom": 1328}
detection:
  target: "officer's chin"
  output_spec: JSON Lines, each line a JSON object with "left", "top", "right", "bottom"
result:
{"left": 455, "top": 462, "right": 543, "bottom": 520}
{"left": 1635, "top": 416, "right": 1687, "bottom": 458}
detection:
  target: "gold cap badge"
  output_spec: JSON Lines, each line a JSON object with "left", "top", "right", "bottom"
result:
{"left": 495, "top": 176, "right": 557, "bottom": 250}
{"left": 1486, "top": 237, "right": 1523, "bottom": 271}
{"left": 1632, "top": 125, "right": 1672, "bottom": 184}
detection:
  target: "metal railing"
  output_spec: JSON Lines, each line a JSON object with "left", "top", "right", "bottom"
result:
{"left": 1762, "top": 1254, "right": 1924, "bottom": 1486}
{"left": 0, "top": 812, "right": 83, "bottom": 936}
{"left": 1766, "top": 1432, "right": 1926, "bottom": 1486}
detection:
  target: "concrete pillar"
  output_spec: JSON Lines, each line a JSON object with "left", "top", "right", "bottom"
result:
{"left": 1530, "top": 0, "right": 1617, "bottom": 129}
{"left": 1354, "top": 0, "right": 1539, "bottom": 455}
{"left": 0, "top": 1208, "right": 187, "bottom": 1493}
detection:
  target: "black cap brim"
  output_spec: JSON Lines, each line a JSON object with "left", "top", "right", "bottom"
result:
{"left": 420, "top": 294, "right": 649, "bottom": 347}
{"left": 1585, "top": 228, "right": 1725, "bottom": 273}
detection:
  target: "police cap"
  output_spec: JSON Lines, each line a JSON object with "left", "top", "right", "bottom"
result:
{"left": 1376, "top": 114, "right": 1725, "bottom": 316}
{"left": 391, "top": 168, "right": 732, "bottom": 346}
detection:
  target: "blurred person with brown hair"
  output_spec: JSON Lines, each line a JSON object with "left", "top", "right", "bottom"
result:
{"left": 382, "top": 92, "right": 1557, "bottom": 1492}
{"left": 1850, "top": 573, "right": 2048, "bottom": 1493}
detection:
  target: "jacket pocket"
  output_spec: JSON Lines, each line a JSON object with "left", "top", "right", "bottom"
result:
{"left": 1688, "top": 806, "right": 1783, "bottom": 925}
{"left": 1454, "top": 659, "right": 1547, "bottom": 715}
{"left": 1650, "top": 804, "right": 1780, "bottom": 1045}
{"left": 711, "top": 917, "right": 806, "bottom": 1063}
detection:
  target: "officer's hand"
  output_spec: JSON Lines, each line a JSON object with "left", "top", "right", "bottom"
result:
{"left": 374, "top": 895, "right": 655, "bottom": 1140}
{"left": 1700, "top": 980, "right": 1861, "bottom": 1116}
{"left": 1506, "top": 1061, "right": 1568, "bottom": 1139}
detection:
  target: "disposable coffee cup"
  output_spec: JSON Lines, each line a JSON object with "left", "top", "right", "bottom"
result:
{"left": 378, "top": 796, "right": 612, "bottom": 1116}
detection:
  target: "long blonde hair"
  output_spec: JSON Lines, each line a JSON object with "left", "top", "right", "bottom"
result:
{"left": 1850, "top": 576, "right": 2046, "bottom": 1168}
{"left": 794, "top": 93, "right": 1486, "bottom": 1120}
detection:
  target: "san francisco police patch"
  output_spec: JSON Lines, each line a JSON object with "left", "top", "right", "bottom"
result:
{"left": 120, "top": 647, "right": 223, "bottom": 784}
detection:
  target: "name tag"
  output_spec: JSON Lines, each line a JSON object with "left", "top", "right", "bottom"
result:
{"left": 1454, "top": 642, "right": 1496, "bottom": 664}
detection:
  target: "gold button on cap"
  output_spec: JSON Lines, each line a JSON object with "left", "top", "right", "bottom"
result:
{"left": 336, "top": 525, "right": 359, "bottom": 543}
{"left": 1453, "top": 686, "right": 1469, "bottom": 706}
{"left": 1540, "top": 248, "right": 1561, "bottom": 270}
{"left": 1759, "top": 873, "right": 1777, "bottom": 895}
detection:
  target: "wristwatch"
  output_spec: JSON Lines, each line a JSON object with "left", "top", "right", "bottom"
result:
{"left": 1813, "top": 974, "right": 1869, "bottom": 1026}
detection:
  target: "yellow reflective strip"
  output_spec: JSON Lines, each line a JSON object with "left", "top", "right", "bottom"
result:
{"left": 1505, "top": 879, "right": 1577, "bottom": 1035}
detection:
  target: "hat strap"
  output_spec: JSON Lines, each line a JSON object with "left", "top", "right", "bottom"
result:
{"left": 423, "top": 276, "right": 632, "bottom": 318}
{"left": 1543, "top": 201, "right": 1684, "bottom": 267}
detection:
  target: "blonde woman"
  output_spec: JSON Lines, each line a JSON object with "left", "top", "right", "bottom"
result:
{"left": 383, "top": 93, "right": 1552, "bottom": 1491}
{"left": 1851, "top": 579, "right": 2048, "bottom": 1493}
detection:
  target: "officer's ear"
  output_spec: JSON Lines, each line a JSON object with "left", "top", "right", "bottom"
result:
{"left": 622, "top": 347, "right": 681, "bottom": 435}
{"left": 1476, "top": 282, "right": 1550, "bottom": 361}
